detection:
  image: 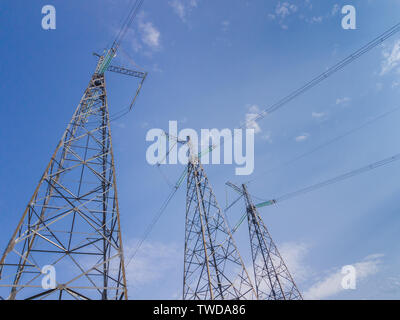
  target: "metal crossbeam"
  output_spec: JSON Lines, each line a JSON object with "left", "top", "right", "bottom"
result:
{"left": 107, "top": 65, "right": 147, "bottom": 79}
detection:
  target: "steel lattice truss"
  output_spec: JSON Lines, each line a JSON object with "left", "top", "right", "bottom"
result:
{"left": 241, "top": 184, "right": 302, "bottom": 300}
{"left": 0, "top": 71, "right": 128, "bottom": 300}
{"left": 183, "top": 159, "right": 256, "bottom": 300}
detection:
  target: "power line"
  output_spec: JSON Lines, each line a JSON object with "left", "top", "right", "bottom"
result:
{"left": 112, "top": 0, "right": 146, "bottom": 52}
{"left": 124, "top": 21, "right": 400, "bottom": 270}
{"left": 228, "top": 151, "right": 400, "bottom": 233}
{"left": 245, "top": 22, "right": 400, "bottom": 126}
{"left": 124, "top": 141, "right": 216, "bottom": 268}
{"left": 125, "top": 166, "right": 187, "bottom": 268}
{"left": 247, "top": 105, "right": 400, "bottom": 184}
{"left": 257, "top": 151, "right": 400, "bottom": 206}
{"left": 195, "top": 21, "right": 400, "bottom": 174}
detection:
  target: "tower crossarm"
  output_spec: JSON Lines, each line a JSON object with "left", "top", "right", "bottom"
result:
{"left": 107, "top": 65, "right": 147, "bottom": 79}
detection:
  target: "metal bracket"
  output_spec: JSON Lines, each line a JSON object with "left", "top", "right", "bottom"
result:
{"left": 93, "top": 52, "right": 147, "bottom": 111}
{"left": 226, "top": 181, "right": 244, "bottom": 195}
{"left": 107, "top": 65, "right": 147, "bottom": 79}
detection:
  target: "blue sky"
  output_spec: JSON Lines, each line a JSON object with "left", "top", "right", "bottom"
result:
{"left": 1, "top": 0, "right": 400, "bottom": 299}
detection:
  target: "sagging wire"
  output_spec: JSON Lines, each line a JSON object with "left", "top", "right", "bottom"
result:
{"left": 246, "top": 105, "right": 400, "bottom": 184}
{"left": 229, "top": 151, "right": 400, "bottom": 234}
{"left": 124, "top": 139, "right": 218, "bottom": 268}
{"left": 185, "top": 21, "right": 400, "bottom": 177}
{"left": 111, "top": 0, "right": 146, "bottom": 53}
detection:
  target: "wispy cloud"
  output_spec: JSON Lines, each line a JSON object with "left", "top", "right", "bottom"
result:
{"left": 295, "top": 133, "right": 310, "bottom": 142}
{"left": 261, "top": 132, "right": 273, "bottom": 143}
{"left": 269, "top": 1, "right": 298, "bottom": 29}
{"left": 276, "top": 2, "right": 298, "bottom": 19}
{"left": 331, "top": 4, "right": 340, "bottom": 16}
{"left": 304, "top": 254, "right": 383, "bottom": 299}
{"left": 169, "top": 0, "right": 198, "bottom": 22}
{"left": 268, "top": 2, "right": 340, "bottom": 29}
{"left": 312, "top": 111, "right": 326, "bottom": 119}
{"left": 307, "top": 16, "right": 323, "bottom": 24}
{"left": 221, "top": 20, "right": 230, "bottom": 32}
{"left": 336, "top": 97, "right": 351, "bottom": 105}
{"left": 244, "top": 105, "right": 262, "bottom": 134}
{"left": 380, "top": 39, "right": 400, "bottom": 76}
{"left": 279, "top": 242, "right": 310, "bottom": 282}
{"left": 139, "top": 20, "right": 161, "bottom": 50}
{"left": 152, "top": 63, "right": 163, "bottom": 73}
{"left": 115, "top": 13, "right": 161, "bottom": 55}
{"left": 124, "top": 240, "right": 180, "bottom": 287}
{"left": 277, "top": 244, "right": 385, "bottom": 300}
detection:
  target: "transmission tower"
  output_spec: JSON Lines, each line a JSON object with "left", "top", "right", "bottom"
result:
{"left": 183, "top": 141, "right": 257, "bottom": 300}
{"left": 226, "top": 182, "right": 302, "bottom": 300}
{"left": 0, "top": 51, "right": 146, "bottom": 300}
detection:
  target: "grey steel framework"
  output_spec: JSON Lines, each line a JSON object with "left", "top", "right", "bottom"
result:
{"left": 183, "top": 151, "right": 257, "bottom": 300}
{"left": 0, "top": 55, "right": 146, "bottom": 300}
{"left": 228, "top": 182, "right": 302, "bottom": 300}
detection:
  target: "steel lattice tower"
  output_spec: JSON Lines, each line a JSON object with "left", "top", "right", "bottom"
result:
{"left": 239, "top": 183, "right": 302, "bottom": 300}
{"left": 0, "top": 52, "right": 146, "bottom": 300}
{"left": 183, "top": 147, "right": 257, "bottom": 300}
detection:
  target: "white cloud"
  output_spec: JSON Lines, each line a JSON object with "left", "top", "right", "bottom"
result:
{"left": 304, "top": 254, "right": 383, "bottom": 300}
{"left": 295, "top": 133, "right": 310, "bottom": 142}
{"left": 124, "top": 240, "right": 180, "bottom": 287}
{"left": 239, "top": 242, "right": 309, "bottom": 299}
{"left": 308, "top": 16, "right": 323, "bottom": 24}
{"left": 152, "top": 63, "right": 163, "bottom": 73}
{"left": 169, "top": 0, "right": 198, "bottom": 22}
{"left": 268, "top": 2, "right": 339, "bottom": 29}
{"left": 312, "top": 111, "right": 325, "bottom": 118}
{"left": 332, "top": 4, "right": 340, "bottom": 16}
{"left": 242, "top": 240, "right": 385, "bottom": 300}
{"left": 279, "top": 242, "right": 310, "bottom": 282}
{"left": 380, "top": 39, "right": 400, "bottom": 76}
{"left": 275, "top": 2, "right": 298, "bottom": 19}
{"left": 244, "top": 105, "right": 262, "bottom": 134}
{"left": 261, "top": 132, "right": 272, "bottom": 143}
{"left": 239, "top": 240, "right": 385, "bottom": 300}
{"left": 271, "top": 1, "right": 298, "bottom": 29}
{"left": 221, "top": 20, "right": 230, "bottom": 32}
{"left": 336, "top": 97, "right": 351, "bottom": 105}
{"left": 139, "top": 21, "right": 161, "bottom": 50}
{"left": 114, "top": 12, "right": 161, "bottom": 54}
